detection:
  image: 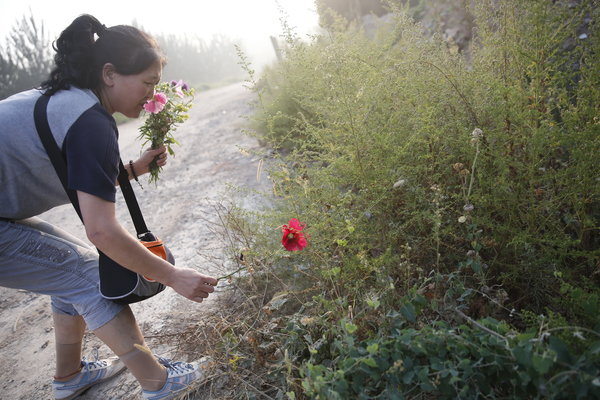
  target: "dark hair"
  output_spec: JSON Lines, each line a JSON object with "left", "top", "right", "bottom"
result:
{"left": 40, "top": 14, "right": 166, "bottom": 95}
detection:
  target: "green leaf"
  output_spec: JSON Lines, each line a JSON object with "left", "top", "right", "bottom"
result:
{"left": 367, "top": 299, "right": 380, "bottom": 309}
{"left": 413, "top": 294, "right": 427, "bottom": 306}
{"left": 402, "top": 370, "right": 415, "bottom": 384}
{"left": 512, "top": 346, "right": 532, "bottom": 367}
{"left": 344, "top": 322, "right": 358, "bottom": 334}
{"left": 362, "top": 357, "right": 378, "bottom": 368}
{"left": 400, "top": 303, "right": 416, "bottom": 322}
{"left": 588, "top": 341, "right": 600, "bottom": 355}
{"left": 532, "top": 351, "right": 554, "bottom": 374}
{"left": 367, "top": 343, "right": 379, "bottom": 354}
{"left": 549, "top": 336, "right": 573, "bottom": 364}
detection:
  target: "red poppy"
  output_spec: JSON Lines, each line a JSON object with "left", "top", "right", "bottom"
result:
{"left": 281, "top": 218, "right": 308, "bottom": 251}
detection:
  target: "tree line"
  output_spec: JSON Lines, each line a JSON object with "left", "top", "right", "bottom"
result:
{"left": 0, "top": 13, "right": 245, "bottom": 100}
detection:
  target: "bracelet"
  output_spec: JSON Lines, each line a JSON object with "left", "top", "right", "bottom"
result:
{"left": 129, "top": 160, "right": 143, "bottom": 189}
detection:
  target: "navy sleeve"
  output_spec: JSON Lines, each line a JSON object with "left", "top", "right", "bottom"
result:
{"left": 62, "top": 104, "right": 120, "bottom": 203}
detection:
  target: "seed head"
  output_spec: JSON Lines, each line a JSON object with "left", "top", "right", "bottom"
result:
{"left": 471, "top": 128, "right": 483, "bottom": 138}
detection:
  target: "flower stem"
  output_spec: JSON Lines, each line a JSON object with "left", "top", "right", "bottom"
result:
{"left": 467, "top": 141, "right": 480, "bottom": 200}
{"left": 217, "top": 265, "right": 248, "bottom": 281}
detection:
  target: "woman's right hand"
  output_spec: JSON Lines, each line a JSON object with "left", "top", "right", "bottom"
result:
{"left": 169, "top": 267, "right": 218, "bottom": 303}
{"left": 135, "top": 146, "right": 168, "bottom": 175}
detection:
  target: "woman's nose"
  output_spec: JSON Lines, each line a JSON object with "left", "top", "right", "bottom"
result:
{"left": 146, "top": 88, "right": 155, "bottom": 101}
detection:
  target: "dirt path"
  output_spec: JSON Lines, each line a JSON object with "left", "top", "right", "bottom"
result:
{"left": 0, "top": 82, "right": 267, "bottom": 399}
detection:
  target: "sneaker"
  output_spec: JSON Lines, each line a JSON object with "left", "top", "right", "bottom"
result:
{"left": 53, "top": 356, "right": 126, "bottom": 400}
{"left": 142, "top": 356, "right": 211, "bottom": 400}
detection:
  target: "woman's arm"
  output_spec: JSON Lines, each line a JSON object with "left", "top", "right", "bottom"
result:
{"left": 77, "top": 191, "right": 217, "bottom": 302}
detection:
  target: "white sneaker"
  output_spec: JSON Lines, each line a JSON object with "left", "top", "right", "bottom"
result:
{"left": 142, "top": 356, "right": 211, "bottom": 400}
{"left": 52, "top": 356, "right": 126, "bottom": 400}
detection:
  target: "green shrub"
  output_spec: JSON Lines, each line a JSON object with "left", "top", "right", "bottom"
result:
{"left": 223, "top": 0, "right": 599, "bottom": 398}
{"left": 299, "top": 296, "right": 600, "bottom": 400}
{"left": 246, "top": 0, "right": 599, "bottom": 318}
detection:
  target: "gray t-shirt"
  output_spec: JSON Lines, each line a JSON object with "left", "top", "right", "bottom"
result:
{"left": 0, "top": 87, "right": 119, "bottom": 220}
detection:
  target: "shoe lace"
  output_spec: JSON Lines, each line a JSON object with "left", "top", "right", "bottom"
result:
{"left": 156, "top": 356, "right": 194, "bottom": 374}
{"left": 82, "top": 348, "right": 108, "bottom": 372}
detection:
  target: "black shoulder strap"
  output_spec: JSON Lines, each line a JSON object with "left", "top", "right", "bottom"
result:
{"left": 34, "top": 93, "right": 150, "bottom": 238}
{"left": 34, "top": 94, "right": 83, "bottom": 220}
{"left": 116, "top": 160, "right": 149, "bottom": 235}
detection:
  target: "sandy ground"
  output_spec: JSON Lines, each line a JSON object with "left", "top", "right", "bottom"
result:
{"left": 0, "top": 82, "right": 268, "bottom": 399}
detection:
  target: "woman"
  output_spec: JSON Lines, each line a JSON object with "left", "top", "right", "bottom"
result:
{"left": 0, "top": 14, "right": 217, "bottom": 400}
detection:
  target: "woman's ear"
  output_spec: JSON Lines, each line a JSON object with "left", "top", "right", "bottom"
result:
{"left": 101, "top": 63, "right": 116, "bottom": 87}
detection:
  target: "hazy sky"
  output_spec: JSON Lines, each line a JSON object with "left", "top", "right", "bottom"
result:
{"left": 0, "top": 0, "right": 319, "bottom": 64}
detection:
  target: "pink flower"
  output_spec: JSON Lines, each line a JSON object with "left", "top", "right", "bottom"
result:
{"left": 144, "top": 92, "right": 168, "bottom": 113}
{"left": 170, "top": 80, "right": 187, "bottom": 98}
{"left": 281, "top": 218, "right": 308, "bottom": 251}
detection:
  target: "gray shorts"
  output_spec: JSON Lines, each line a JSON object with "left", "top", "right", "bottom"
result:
{"left": 0, "top": 217, "right": 124, "bottom": 330}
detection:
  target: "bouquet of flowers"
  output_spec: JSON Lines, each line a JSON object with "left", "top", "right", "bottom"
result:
{"left": 138, "top": 80, "right": 195, "bottom": 183}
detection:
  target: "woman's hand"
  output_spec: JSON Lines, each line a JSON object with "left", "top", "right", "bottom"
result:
{"left": 168, "top": 268, "right": 218, "bottom": 303}
{"left": 134, "top": 146, "right": 168, "bottom": 176}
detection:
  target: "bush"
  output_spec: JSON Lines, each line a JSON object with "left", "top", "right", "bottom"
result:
{"left": 219, "top": 0, "right": 599, "bottom": 398}
{"left": 246, "top": 0, "right": 599, "bottom": 318}
{"left": 299, "top": 296, "right": 600, "bottom": 400}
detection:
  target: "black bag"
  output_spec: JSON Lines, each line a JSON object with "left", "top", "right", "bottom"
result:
{"left": 34, "top": 93, "right": 168, "bottom": 304}
{"left": 98, "top": 232, "right": 171, "bottom": 304}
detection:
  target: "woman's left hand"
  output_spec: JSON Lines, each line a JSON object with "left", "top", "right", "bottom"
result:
{"left": 135, "top": 146, "right": 168, "bottom": 175}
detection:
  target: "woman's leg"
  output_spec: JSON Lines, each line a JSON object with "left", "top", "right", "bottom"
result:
{"left": 52, "top": 313, "right": 86, "bottom": 380}
{"left": 0, "top": 218, "right": 167, "bottom": 390}
{"left": 93, "top": 307, "right": 167, "bottom": 391}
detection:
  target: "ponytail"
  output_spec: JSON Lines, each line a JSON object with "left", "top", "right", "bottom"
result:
{"left": 40, "top": 14, "right": 165, "bottom": 95}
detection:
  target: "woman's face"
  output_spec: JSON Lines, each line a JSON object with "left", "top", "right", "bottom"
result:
{"left": 103, "top": 60, "right": 162, "bottom": 118}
